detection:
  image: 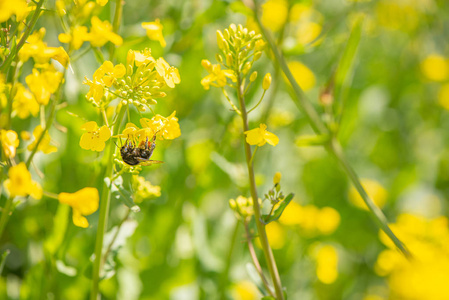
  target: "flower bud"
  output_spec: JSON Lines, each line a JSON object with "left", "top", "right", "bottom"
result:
{"left": 229, "top": 199, "right": 236, "bottom": 209}
{"left": 217, "top": 30, "right": 225, "bottom": 49}
{"left": 226, "top": 53, "right": 233, "bottom": 66}
{"left": 250, "top": 71, "right": 258, "bottom": 82}
{"left": 273, "top": 172, "right": 281, "bottom": 185}
{"left": 254, "top": 51, "right": 262, "bottom": 61}
{"left": 230, "top": 24, "right": 237, "bottom": 34}
{"left": 201, "top": 59, "right": 212, "bottom": 72}
{"left": 263, "top": 73, "right": 272, "bottom": 90}
{"left": 242, "top": 62, "right": 251, "bottom": 75}
{"left": 215, "top": 53, "right": 223, "bottom": 63}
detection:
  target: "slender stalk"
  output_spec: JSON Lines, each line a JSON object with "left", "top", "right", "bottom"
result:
{"left": 101, "top": 208, "right": 130, "bottom": 267}
{"left": 219, "top": 221, "right": 239, "bottom": 300}
{"left": 0, "top": 0, "right": 44, "bottom": 72}
{"left": 109, "top": 0, "right": 123, "bottom": 60}
{"left": 236, "top": 74, "right": 284, "bottom": 300}
{"left": 6, "top": 56, "right": 19, "bottom": 129}
{"left": 0, "top": 196, "right": 14, "bottom": 240}
{"left": 252, "top": 3, "right": 410, "bottom": 258}
{"left": 244, "top": 222, "right": 275, "bottom": 298}
{"left": 26, "top": 69, "right": 67, "bottom": 168}
{"left": 90, "top": 106, "right": 126, "bottom": 300}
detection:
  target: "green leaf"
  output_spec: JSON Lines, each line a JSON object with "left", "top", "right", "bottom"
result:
{"left": 261, "top": 297, "right": 276, "bottom": 300}
{"left": 295, "top": 134, "right": 330, "bottom": 147}
{"left": 262, "top": 193, "right": 294, "bottom": 224}
{"left": 104, "top": 176, "right": 140, "bottom": 212}
{"left": 0, "top": 250, "right": 10, "bottom": 275}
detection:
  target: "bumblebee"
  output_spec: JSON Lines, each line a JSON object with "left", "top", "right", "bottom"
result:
{"left": 120, "top": 135, "right": 163, "bottom": 166}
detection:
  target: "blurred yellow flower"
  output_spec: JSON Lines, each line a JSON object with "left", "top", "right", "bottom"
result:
{"left": 140, "top": 111, "right": 181, "bottom": 140}
{"left": 265, "top": 221, "right": 286, "bottom": 249}
{"left": 231, "top": 280, "right": 260, "bottom": 300}
{"left": 155, "top": 58, "right": 180, "bottom": 88}
{"left": 312, "top": 244, "right": 339, "bottom": 284}
{"left": 19, "top": 28, "right": 70, "bottom": 68}
{"left": 142, "top": 19, "right": 166, "bottom": 47}
{"left": 201, "top": 60, "right": 236, "bottom": 90}
{"left": 244, "top": 123, "right": 279, "bottom": 147}
{"left": 87, "top": 16, "right": 123, "bottom": 47}
{"left": 438, "top": 83, "right": 449, "bottom": 110}
{"left": 262, "top": 73, "right": 272, "bottom": 90}
{"left": 13, "top": 83, "right": 39, "bottom": 119}
{"left": 96, "top": 0, "right": 108, "bottom": 6}
{"left": 273, "top": 172, "right": 281, "bottom": 185}
{"left": 0, "top": 0, "right": 29, "bottom": 23}
{"left": 316, "top": 207, "right": 340, "bottom": 235}
{"left": 3, "top": 163, "right": 42, "bottom": 199}
{"left": 297, "top": 22, "right": 322, "bottom": 46}
{"left": 288, "top": 61, "right": 316, "bottom": 91}
{"left": 133, "top": 176, "right": 161, "bottom": 204}
{"left": 279, "top": 201, "right": 302, "bottom": 226}
{"left": 376, "top": 1, "right": 419, "bottom": 32}
{"left": 349, "top": 179, "right": 387, "bottom": 210}
{"left": 375, "top": 214, "right": 449, "bottom": 299}
{"left": 0, "top": 129, "right": 19, "bottom": 158}
{"left": 261, "top": 0, "right": 288, "bottom": 32}
{"left": 25, "top": 65, "right": 64, "bottom": 105}
{"left": 229, "top": 196, "right": 255, "bottom": 221}
{"left": 420, "top": 54, "right": 449, "bottom": 82}
{"left": 58, "top": 26, "right": 89, "bottom": 50}
{"left": 27, "top": 125, "right": 57, "bottom": 154}
{"left": 79, "top": 121, "right": 111, "bottom": 152}
{"left": 58, "top": 187, "right": 99, "bottom": 228}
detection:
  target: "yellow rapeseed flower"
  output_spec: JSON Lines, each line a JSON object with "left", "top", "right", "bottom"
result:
{"left": 349, "top": 179, "right": 387, "bottom": 210}
{"left": 25, "top": 65, "right": 64, "bottom": 105}
{"left": 142, "top": 19, "right": 166, "bottom": 47}
{"left": 420, "top": 54, "right": 449, "bottom": 82}
{"left": 261, "top": 0, "right": 289, "bottom": 32}
{"left": 12, "top": 83, "right": 39, "bottom": 119}
{"left": 84, "top": 81, "right": 104, "bottom": 105}
{"left": 288, "top": 61, "right": 316, "bottom": 91}
{"left": 155, "top": 58, "right": 180, "bottom": 88}
{"left": 265, "top": 222, "right": 286, "bottom": 249}
{"left": 139, "top": 111, "right": 181, "bottom": 140}
{"left": 79, "top": 121, "right": 111, "bottom": 152}
{"left": 316, "top": 207, "right": 340, "bottom": 235}
{"left": 0, "top": 0, "right": 29, "bottom": 23}
{"left": 231, "top": 280, "right": 260, "bottom": 300}
{"left": 244, "top": 123, "right": 279, "bottom": 147}
{"left": 0, "top": 129, "right": 19, "bottom": 158}
{"left": 201, "top": 61, "right": 237, "bottom": 90}
{"left": 27, "top": 125, "right": 57, "bottom": 154}
{"left": 92, "top": 61, "right": 126, "bottom": 87}
{"left": 58, "top": 26, "right": 89, "bottom": 50}
{"left": 58, "top": 187, "right": 99, "bottom": 228}
{"left": 87, "top": 16, "right": 123, "bottom": 47}
{"left": 3, "top": 163, "right": 42, "bottom": 199}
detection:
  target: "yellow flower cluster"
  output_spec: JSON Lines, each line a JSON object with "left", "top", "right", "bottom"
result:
{"left": 201, "top": 24, "right": 266, "bottom": 90}
{"left": 3, "top": 163, "right": 42, "bottom": 199}
{"left": 20, "top": 28, "right": 69, "bottom": 68}
{"left": 0, "top": 0, "right": 29, "bottom": 23}
{"left": 229, "top": 196, "right": 257, "bottom": 222}
{"left": 58, "top": 188, "right": 99, "bottom": 228}
{"left": 375, "top": 213, "right": 449, "bottom": 299}
{"left": 348, "top": 179, "right": 388, "bottom": 211}
{"left": 132, "top": 176, "right": 161, "bottom": 204}
{"left": 83, "top": 49, "right": 180, "bottom": 110}
{"left": 309, "top": 243, "right": 339, "bottom": 284}
{"left": 58, "top": 16, "right": 122, "bottom": 50}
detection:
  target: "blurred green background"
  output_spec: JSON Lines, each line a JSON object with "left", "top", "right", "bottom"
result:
{"left": 2, "top": 0, "right": 449, "bottom": 299}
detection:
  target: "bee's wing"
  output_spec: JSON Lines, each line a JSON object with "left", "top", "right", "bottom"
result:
{"left": 137, "top": 158, "right": 164, "bottom": 166}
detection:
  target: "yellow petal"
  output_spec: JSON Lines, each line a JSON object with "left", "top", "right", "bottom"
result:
{"left": 79, "top": 132, "right": 93, "bottom": 150}
{"left": 81, "top": 121, "right": 98, "bottom": 131}
{"left": 264, "top": 131, "right": 279, "bottom": 146}
{"left": 72, "top": 210, "right": 89, "bottom": 228}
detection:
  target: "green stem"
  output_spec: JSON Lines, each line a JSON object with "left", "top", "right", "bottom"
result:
{"left": 252, "top": 3, "right": 410, "bottom": 258}
{"left": 90, "top": 106, "right": 126, "bottom": 300}
{"left": 236, "top": 74, "right": 284, "bottom": 300}
{"left": 247, "top": 90, "right": 266, "bottom": 114}
{"left": 101, "top": 208, "right": 130, "bottom": 267}
{"left": 244, "top": 222, "right": 275, "bottom": 298}
{"left": 25, "top": 69, "right": 67, "bottom": 168}
{"left": 0, "top": 196, "right": 14, "bottom": 240}
{"left": 0, "top": 0, "right": 44, "bottom": 72}
{"left": 6, "top": 56, "right": 19, "bottom": 129}
{"left": 109, "top": 0, "right": 123, "bottom": 61}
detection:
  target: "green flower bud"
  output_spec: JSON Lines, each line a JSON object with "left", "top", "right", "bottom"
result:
{"left": 226, "top": 53, "right": 233, "bottom": 66}
{"left": 217, "top": 30, "right": 225, "bottom": 49}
